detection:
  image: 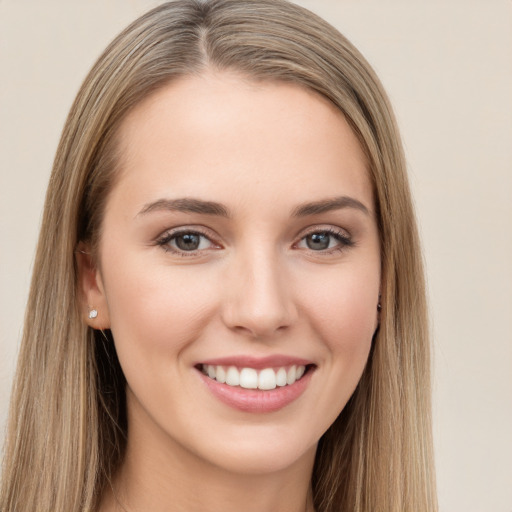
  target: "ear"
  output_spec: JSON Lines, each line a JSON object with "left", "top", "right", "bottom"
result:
{"left": 76, "top": 243, "right": 111, "bottom": 329}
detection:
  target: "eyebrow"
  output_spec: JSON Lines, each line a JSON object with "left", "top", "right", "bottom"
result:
{"left": 137, "top": 198, "right": 230, "bottom": 218}
{"left": 137, "top": 195, "right": 370, "bottom": 219}
{"left": 292, "top": 196, "right": 370, "bottom": 217}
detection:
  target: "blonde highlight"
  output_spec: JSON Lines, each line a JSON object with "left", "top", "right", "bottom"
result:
{"left": 1, "top": 1, "right": 437, "bottom": 510}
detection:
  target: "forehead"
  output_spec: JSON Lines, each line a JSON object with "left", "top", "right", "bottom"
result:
{"left": 111, "top": 71, "right": 372, "bottom": 214}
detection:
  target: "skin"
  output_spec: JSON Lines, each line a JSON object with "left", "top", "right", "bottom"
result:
{"left": 80, "top": 72, "right": 381, "bottom": 512}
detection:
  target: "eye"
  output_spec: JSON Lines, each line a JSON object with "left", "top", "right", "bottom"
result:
{"left": 157, "top": 229, "right": 218, "bottom": 254}
{"left": 296, "top": 228, "right": 353, "bottom": 252}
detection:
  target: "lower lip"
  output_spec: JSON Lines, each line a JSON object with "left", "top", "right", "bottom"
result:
{"left": 198, "top": 369, "right": 314, "bottom": 413}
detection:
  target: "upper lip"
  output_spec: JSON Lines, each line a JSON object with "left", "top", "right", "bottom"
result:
{"left": 197, "top": 355, "right": 314, "bottom": 370}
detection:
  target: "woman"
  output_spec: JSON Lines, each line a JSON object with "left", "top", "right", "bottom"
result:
{"left": 0, "top": 1, "right": 437, "bottom": 511}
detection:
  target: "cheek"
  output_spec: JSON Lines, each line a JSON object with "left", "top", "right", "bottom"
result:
{"left": 304, "top": 266, "right": 378, "bottom": 328}
{"left": 101, "top": 252, "right": 219, "bottom": 359}
{"left": 297, "top": 263, "right": 379, "bottom": 369}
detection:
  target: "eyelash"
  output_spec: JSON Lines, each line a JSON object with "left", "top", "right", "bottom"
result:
{"left": 156, "top": 228, "right": 217, "bottom": 257}
{"left": 296, "top": 227, "right": 354, "bottom": 254}
{"left": 155, "top": 226, "right": 354, "bottom": 256}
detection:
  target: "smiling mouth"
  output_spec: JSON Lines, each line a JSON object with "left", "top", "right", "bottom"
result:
{"left": 197, "top": 364, "right": 313, "bottom": 391}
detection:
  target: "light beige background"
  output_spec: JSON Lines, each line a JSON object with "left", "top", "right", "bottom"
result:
{"left": 1, "top": 1, "right": 511, "bottom": 510}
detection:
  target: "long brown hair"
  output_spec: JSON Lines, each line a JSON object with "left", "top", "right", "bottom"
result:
{"left": 1, "top": 1, "right": 437, "bottom": 510}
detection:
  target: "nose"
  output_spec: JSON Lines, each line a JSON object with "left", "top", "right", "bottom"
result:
{"left": 221, "top": 246, "right": 298, "bottom": 339}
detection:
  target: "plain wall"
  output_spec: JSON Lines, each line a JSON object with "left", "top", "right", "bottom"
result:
{"left": 1, "top": 1, "right": 511, "bottom": 510}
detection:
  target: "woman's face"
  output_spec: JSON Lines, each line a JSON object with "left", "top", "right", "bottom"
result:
{"left": 84, "top": 72, "right": 381, "bottom": 475}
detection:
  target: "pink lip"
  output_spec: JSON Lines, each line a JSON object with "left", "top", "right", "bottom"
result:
{"left": 197, "top": 365, "right": 315, "bottom": 414}
{"left": 197, "top": 354, "right": 312, "bottom": 370}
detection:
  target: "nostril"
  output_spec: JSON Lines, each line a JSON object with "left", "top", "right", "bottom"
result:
{"left": 232, "top": 322, "right": 290, "bottom": 339}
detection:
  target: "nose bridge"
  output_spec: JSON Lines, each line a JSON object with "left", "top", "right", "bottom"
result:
{"left": 222, "top": 241, "right": 296, "bottom": 337}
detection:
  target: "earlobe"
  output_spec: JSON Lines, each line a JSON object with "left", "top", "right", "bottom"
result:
{"left": 76, "top": 243, "right": 111, "bottom": 329}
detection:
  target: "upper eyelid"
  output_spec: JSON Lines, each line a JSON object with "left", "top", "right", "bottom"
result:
{"left": 297, "top": 231, "right": 352, "bottom": 245}
{"left": 156, "top": 227, "right": 208, "bottom": 243}
{"left": 157, "top": 225, "right": 217, "bottom": 240}
{"left": 296, "top": 224, "right": 351, "bottom": 239}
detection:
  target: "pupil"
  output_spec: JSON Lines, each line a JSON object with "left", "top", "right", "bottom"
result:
{"left": 307, "top": 232, "right": 330, "bottom": 250}
{"left": 176, "top": 233, "right": 200, "bottom": 251}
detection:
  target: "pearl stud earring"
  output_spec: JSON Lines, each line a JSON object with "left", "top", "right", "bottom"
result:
{"left": 88, "top": 309, "right": 98, "bottom": 319}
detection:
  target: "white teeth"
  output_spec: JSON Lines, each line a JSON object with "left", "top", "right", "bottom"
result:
{"left": 239, "top": 368, "right": 258, "bottom": 389}
{"left": 203, "top": 364, "right": 307, "bottom": 390}
{"left": 216, "top": 365, "right": 226, "bottom": 384}
{"left": 276, "top": 367, "right": 287, "bottom": 387}
{"left": 286, "top": 365, "right": 297, "bottom": 385}
{"left": 225, "top": 366, "right": 240, "bottom": 386}
{"left": 258, "top": 368, "right": 277, "bottom": 390}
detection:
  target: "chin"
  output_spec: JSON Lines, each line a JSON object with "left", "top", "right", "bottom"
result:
{"left": 194, "top": 430, "right": 318, "bottom": 476}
